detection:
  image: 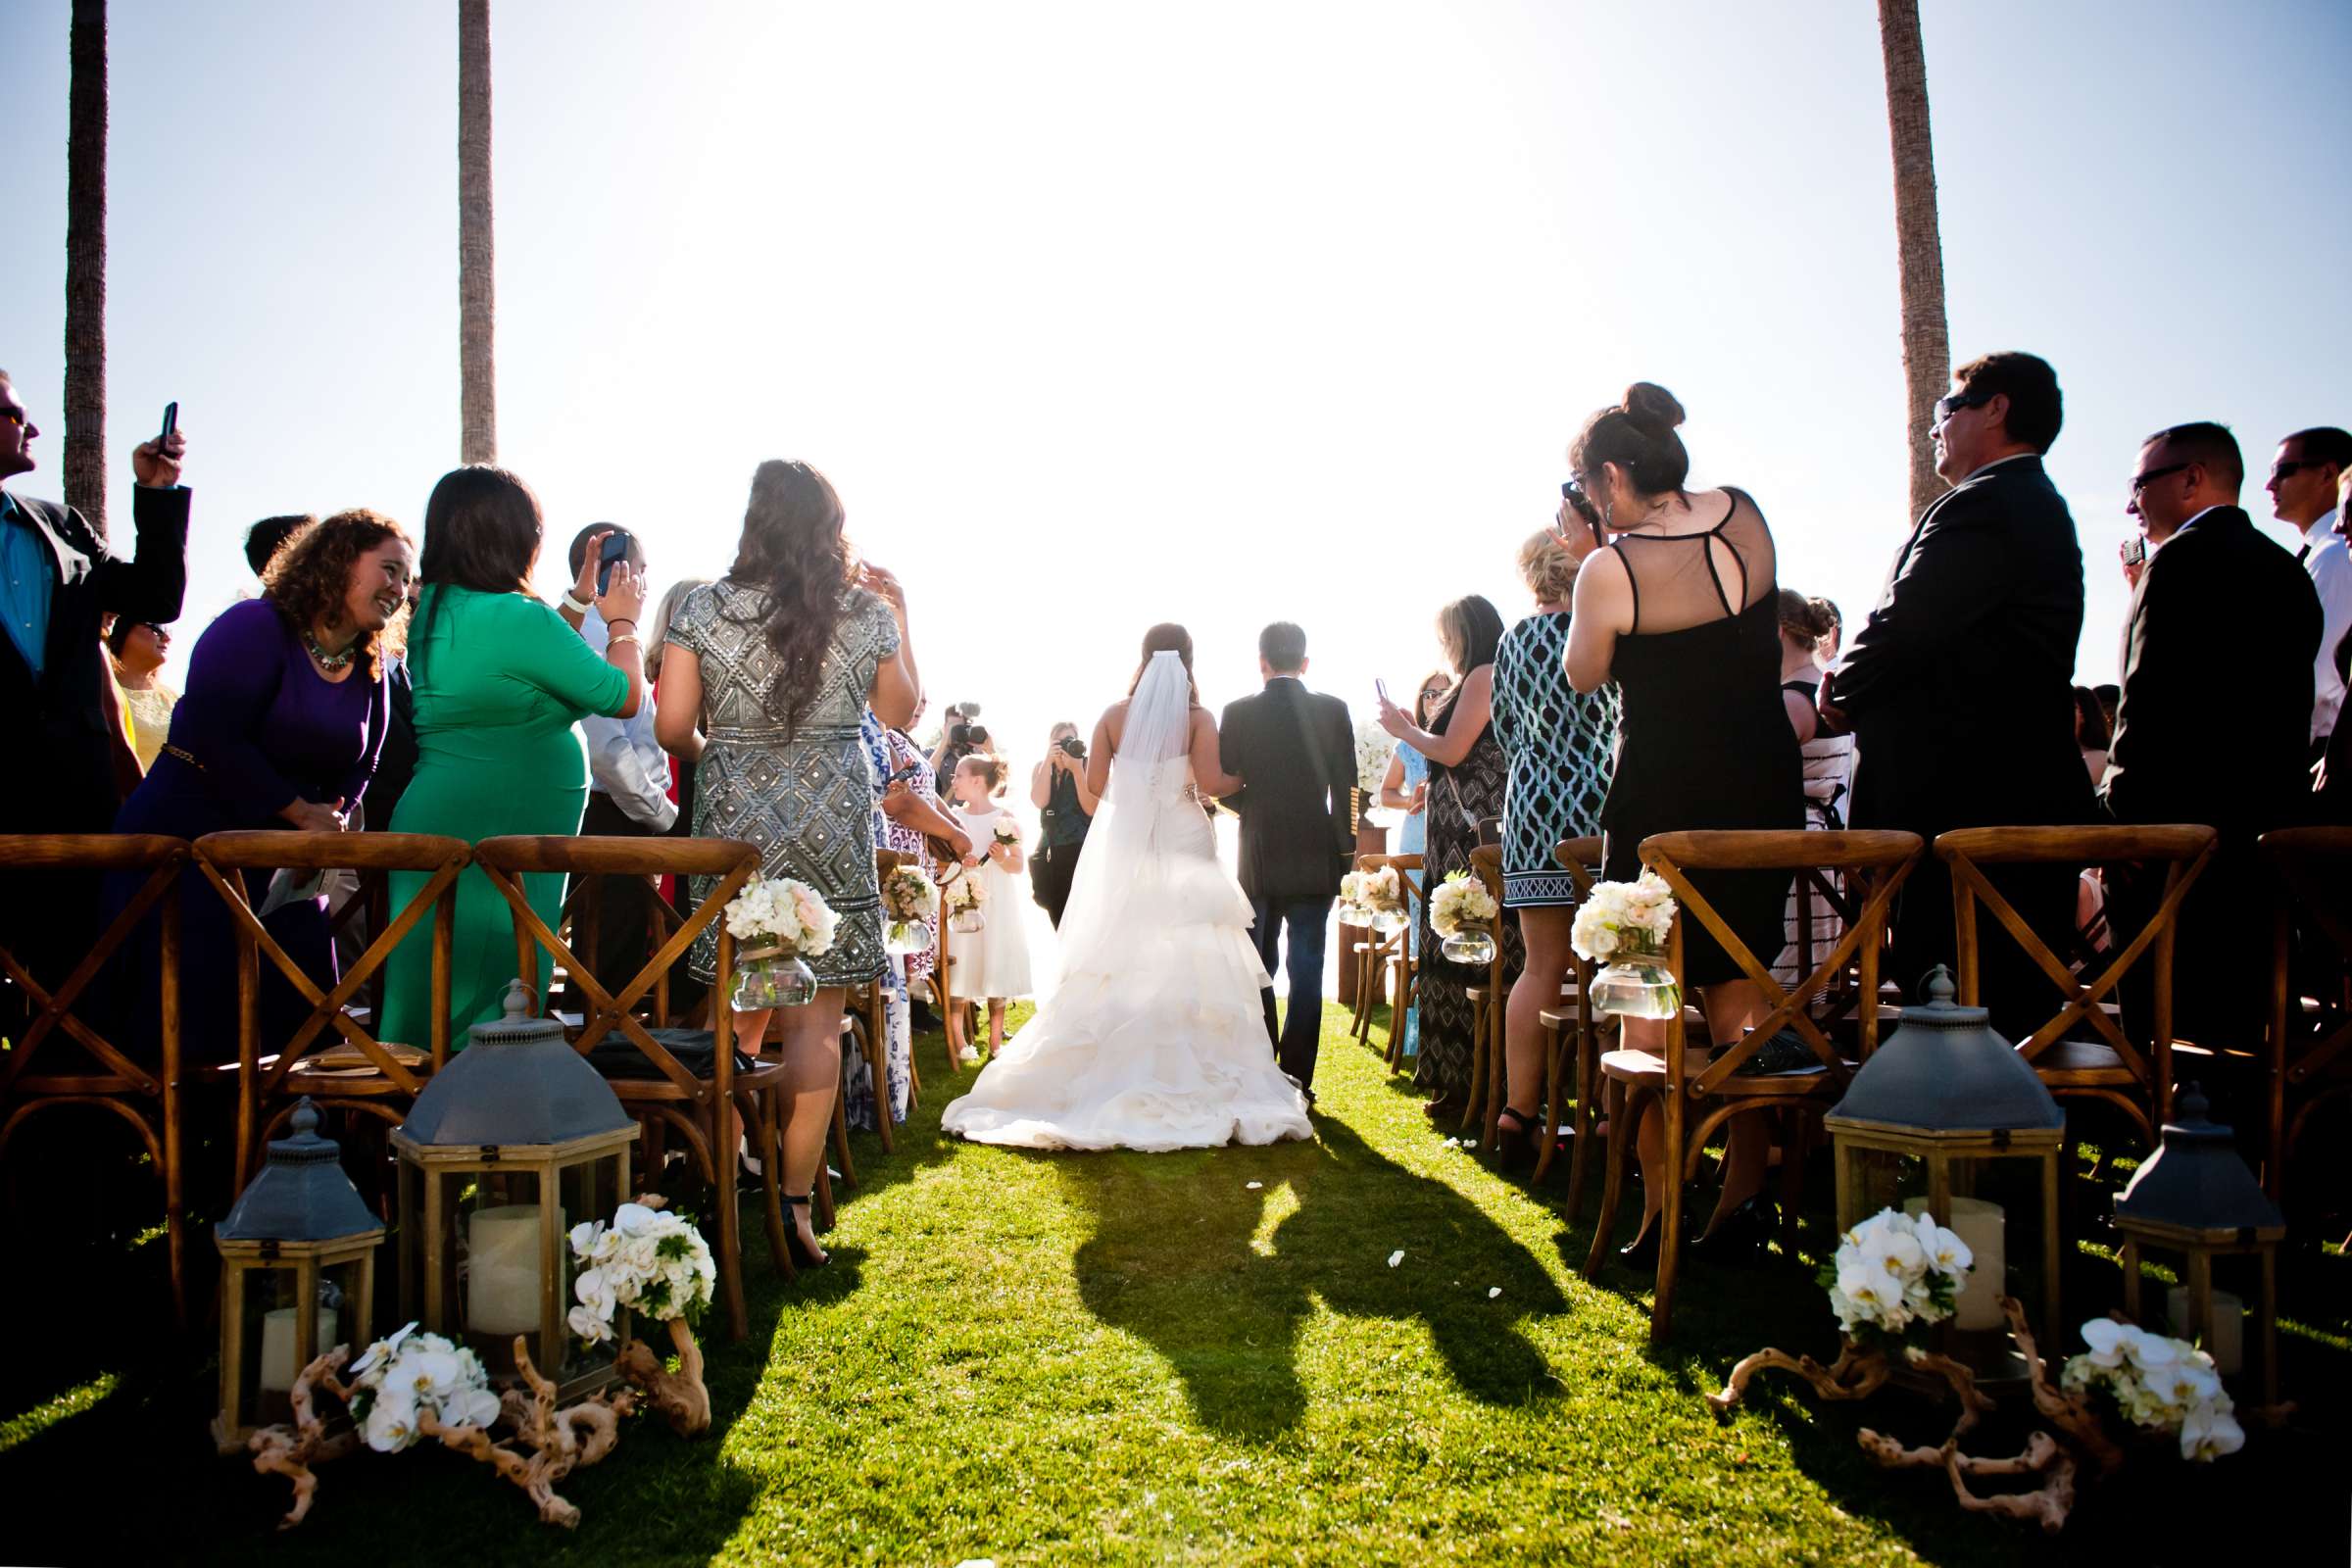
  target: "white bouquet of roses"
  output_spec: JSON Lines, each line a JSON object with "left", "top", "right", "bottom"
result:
{"left": 1818, "top": 1206, "right": 1975, "bottom": 1347}
{"left": 882, "top": 864, "right": 938, "bottom": 925}
{"left": 943, "top": 867, "right": 984, "bottom": 914}
{"left": 1342, "top": 864, "right": 1404, "bottom": 925}
{"left": 2062, "top": 1320, "right": 2244, "bottom": 1461}
{"left": 724, "top": 874, "right": 839, "bottom": 959}
{"left": 992, "top": 814, "right": 1021, "bottom": 851}
{"left": 1570, "top": 871, "right": 1677, "bottom": 961}
{"left": 1354, "top": 717, "right": 1396, "bottom": 798}
{"left": 1428, "top": 868, "right": 1498, "bottom": 936}
{"left": 565, "top": 1202, "right": 717, "bottom": 1347}
{"left": 346, "top": 1322, "right": 502, "bottom": 1452}
{"left": 1338, "top": 869, "right": 1373, "bottom": 921}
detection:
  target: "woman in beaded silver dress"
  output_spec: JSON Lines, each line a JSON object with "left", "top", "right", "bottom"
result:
{"left": 657, "top": 459, "right": 920, "bottom": 1266}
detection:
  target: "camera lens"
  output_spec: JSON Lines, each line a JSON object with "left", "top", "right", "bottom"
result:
{"left": 967, "top": 725, "right": 989, "bottom": 746}
{"left": 1060, "top": 736, "right": 1086, "bottom": 759}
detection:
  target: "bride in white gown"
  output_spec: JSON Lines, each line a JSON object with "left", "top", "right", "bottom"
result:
{"left": 941, "top": 631, "right": 1314, "bottom": 1152}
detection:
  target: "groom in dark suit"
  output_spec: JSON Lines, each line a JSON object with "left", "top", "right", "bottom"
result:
{"left": 1218, "top": 622, "right": 1354, "bottom": 1097}
{"left": 1821, "top": 351, "right": 2094, "bottom": 1035}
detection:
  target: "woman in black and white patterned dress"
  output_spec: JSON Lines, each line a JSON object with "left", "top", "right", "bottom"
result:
{"left": 657, "top": 459, "right": 921, "bottom": 1266}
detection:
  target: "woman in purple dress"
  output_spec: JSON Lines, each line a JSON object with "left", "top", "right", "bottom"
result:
{"left": 110, "top": 511, "right": 415, "bottom": 1064}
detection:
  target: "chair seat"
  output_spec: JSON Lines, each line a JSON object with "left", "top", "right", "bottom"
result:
{"left": 2030, "top": 1038, "right": 2142, "bottom": 1084}
{"left": 1599, "top": 1048, "right": 1832, "bottom": 1093}
{"left": 1538, "top": 1006, "right": 1576, "bottom": 1030}
{"left": 280, "top": 1065, "right": 419, "bottom": 1097}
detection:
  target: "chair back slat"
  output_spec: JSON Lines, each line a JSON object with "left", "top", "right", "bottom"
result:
{"left": 0, "top": 837, "right": 187, "bottom": 1095}
{"left": 1638, "top": 829, "right": 1923, "bottom": 1095}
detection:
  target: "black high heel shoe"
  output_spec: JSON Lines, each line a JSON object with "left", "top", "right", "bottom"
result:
{"left": 1493, "top": 1106, "right": 1539, "bottom": 1174}
{"left": 1616, "top": 1219, "right": 1662, "bottom": 1270}
{"left": 1686, "top": 1195, "right": 1777, "bottom": 1266}
{"left": 784, "top": 1193, "right": 830, "bottom": 1269}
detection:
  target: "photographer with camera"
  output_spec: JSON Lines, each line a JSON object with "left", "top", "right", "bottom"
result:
{"left": 930, "top": 700, "right": 994, "bottom": 796}
{"left": 1029, "top": 719, "right": 1100, "bottom": 927}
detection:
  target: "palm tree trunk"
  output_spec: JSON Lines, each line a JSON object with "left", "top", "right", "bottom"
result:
{"left": 458, "top": 0, "right": 496, "bottom": 464}
{"left": 1878, "top": 0, "right": 1949, "bottom": 519}
{"left": 64, "top": 0, "right": 107, "bottom": 538}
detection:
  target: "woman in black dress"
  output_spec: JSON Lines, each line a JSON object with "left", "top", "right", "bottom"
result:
{"left": 1378, "top": 595, "right": 1522, "bottom": 1119}
{"left": 1562, "top": 383, "right": 1804, "bottom": 1261}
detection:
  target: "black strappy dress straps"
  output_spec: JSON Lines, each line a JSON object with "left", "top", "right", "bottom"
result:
{"left": 1607, "top": 540, "right": 1642, "bottom": 634}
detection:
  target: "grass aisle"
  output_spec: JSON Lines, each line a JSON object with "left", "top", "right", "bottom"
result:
{"left": 2, "top": 1006, "right": 2343, "bottom": 1564}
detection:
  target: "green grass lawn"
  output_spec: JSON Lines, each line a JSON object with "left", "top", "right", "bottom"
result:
{"left": 3, "top": 1004, "right": 2346, "bottom": 1565}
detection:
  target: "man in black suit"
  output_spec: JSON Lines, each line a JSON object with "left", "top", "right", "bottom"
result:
{"left": 0, "top": 368, "right": 190, "bottom": 1033}
{"left": 1217, "top": 621, "right": 1354, "bottom": 1096}
{"left": 2104, "top": 422, "right": 2319, "bottom": 1047}
{"left": 1822, "top": 351, "right": 2095, "bottom": 1034}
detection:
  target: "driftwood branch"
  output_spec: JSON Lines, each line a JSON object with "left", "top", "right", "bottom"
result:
{"left": 420, "top": 1335, "right": 636, "bottom": 1530}
{"left": 615, "top": 1315, "right": 711, "bottom": 1438}
{"left": 248, "top": 1347, "right": 359, "bottom": 1531}
{"left": 1706, "top": 1341, "right": 1893, "bottom": 1414}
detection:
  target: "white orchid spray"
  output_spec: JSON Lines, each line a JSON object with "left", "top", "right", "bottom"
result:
{"left": 1570, "top": 872, "right": 1677, "bottom": 962}
{"left": 1818, "top": 1207, "right": 1975, "bottom": 1348}
{"left": 2061, "top": 1320, "right": 2245, "bottom": 1462}
{"left": 1353, "top": 717, "right": 1396, "bottom": 797}
{"left": 723, "top": 875, "right": 840, "bottom": 958}
{"left": 345, "top": 1322, "right": 503, "bottom": 1452}
{"left": 565, "top": 1202, "right": 718, "bottom": 1348}
{"left": 1428, "top": 869, "right": 1498, "bottom": 936}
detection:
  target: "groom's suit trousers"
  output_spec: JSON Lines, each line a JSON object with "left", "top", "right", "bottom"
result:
{"left": 1251, "top": 895, "right": 1332, "bottom": 1092}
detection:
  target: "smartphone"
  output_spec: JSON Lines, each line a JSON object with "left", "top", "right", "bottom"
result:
{"left": 1375, "top": 677, "right": 1392, "bottom": 706}
{"left": 2121, "top": 535, "right": 2147, "bottom": 567}
{"left": 596, "top": 528, "right": 634, "bottom": 594}
{"left": 887, "top": 761, "right": 926, "bottom": 788}
{"left": 159, "top": 402, "right": 178, "bottom": 440}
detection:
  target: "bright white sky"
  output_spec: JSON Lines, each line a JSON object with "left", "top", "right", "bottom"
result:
{"left": 5, "top": 0, "right": 2347, "bottom": 796}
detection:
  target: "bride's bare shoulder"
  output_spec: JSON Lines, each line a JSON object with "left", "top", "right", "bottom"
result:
{"left": 1099, "top": 698, "right": 1130, "bottom": 748}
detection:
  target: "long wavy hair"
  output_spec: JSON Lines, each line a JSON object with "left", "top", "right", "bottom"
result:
{"left": 263, "top": 509, "right": 414, "bottom": 681}
{"left": 414, "top": 466, "right": 543, "bottom": 660}
{"left": 723, "top": 460, "right": 855, "bottom": 737}
{"left": 1129, "top": 621, "right": 1200, "bottom": 706}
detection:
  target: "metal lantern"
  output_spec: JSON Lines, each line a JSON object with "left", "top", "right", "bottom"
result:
{"left": 391, "top": 981, "right": 637, "bottom": 1400}
{"left": 1825, "top": 966, "right": 2066, "bottom": 1378}
{"left": 214, "top": 1099, "right": 384, "bottom": 1451}
{"left": 2114, "top": 1083, "right": 2286, "bottom": 1411}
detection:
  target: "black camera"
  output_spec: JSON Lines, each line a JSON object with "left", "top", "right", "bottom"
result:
{"left": 965, "top": 723, "right": 990, "bottom": 747}
{"left": 1058, "top": 736, "right": 1086, "bottom": 760}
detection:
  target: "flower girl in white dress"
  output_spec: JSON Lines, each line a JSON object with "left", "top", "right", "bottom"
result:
{"left": 950, "top": 755, "right": 1034, "bottom": 1058}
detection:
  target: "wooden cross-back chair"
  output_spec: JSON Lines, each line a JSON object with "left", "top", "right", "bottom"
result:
{"left": 554, "top": 863, "right": 693, "bottom": 1030}
{"left": 2256, "top": 827, "right": 2352, "bottom": 1207}
{"left": 1937, "top": 824, "right": 2216, "bottom": 1150}
{"left": 1534, "top": 837, "right": 1603, "bottom": 1203}
{"left": 843, "top": 849, "right": 908, "bottom": 1156}
{"left": 471, "top": 834, "right": 785, "bottom": 1339}
{"left": 195, "top": 831, "right": 468, "bottom": 1190}
{"left": 1346, "top": 854, "right": 1424, "bottom": 1063}
{"left": 1458, "top": 846, "right": 1512, "bottom": 1141}
{"left": 1586, "top": 829, "right": 1922, "bottom": 1342}
{"left": 0, "top": 834, "right": 190, "bottom": 1325}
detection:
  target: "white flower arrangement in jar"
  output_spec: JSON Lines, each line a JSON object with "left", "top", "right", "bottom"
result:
{"left": 724, "top": 874, "right": 840, "bottom": 1009}
{"left": 1429, "top": 868, "right": 1499, "bottom": 964}
{"left": 1570, "top": 871, "right": 1681, "bottom": 1019}
{"left": 880, "top": 864, "right": 939, "bottom": 956}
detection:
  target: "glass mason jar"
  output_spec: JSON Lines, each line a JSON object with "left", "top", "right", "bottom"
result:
{"left": 1439, "top": 920, "right": 1497, "bottom": 965}
{"left": 883, "top": 918, "right": 930, "bottom": 956}
{"left": 1589, "top": 932, "right": 1681, "bottom": 1020}
{"left": 949, "top": 906, "right": 987, "bottom": 935}
{"left": 1368, "top": 902, "right": 1411, "bottom": 937}
{"left": 733, "top": 945, "right": 817, "bottom": 1010}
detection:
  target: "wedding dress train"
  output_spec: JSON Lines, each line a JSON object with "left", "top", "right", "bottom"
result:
{"left": 940, "top": 651, "right": 1314, "bottom": 1152}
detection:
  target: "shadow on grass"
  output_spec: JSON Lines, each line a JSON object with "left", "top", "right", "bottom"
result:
{"left": 1058, "top": 1114, "right": 1569, "bottom": 1441}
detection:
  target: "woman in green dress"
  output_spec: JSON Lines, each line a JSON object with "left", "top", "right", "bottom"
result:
{"left": 657, "top": 459, "right": 920, "bottom": 1265}
{"left": 380, "top": 466, "right": 647, "bottom": 1047}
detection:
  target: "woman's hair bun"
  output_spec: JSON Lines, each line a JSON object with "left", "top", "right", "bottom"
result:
{"left": 1620, "top": 382, "right": 1686, "bottom": 438}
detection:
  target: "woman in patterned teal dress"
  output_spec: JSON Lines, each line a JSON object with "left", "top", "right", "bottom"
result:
{"left": 1376, "top": 669, "right": 1448, "bottom": 1060}
{"left": 656, "top": 460, "right": 920, "bottom": 1266}
{"left": 1487, "top": 529, "right": 1619, "bottom": 1166}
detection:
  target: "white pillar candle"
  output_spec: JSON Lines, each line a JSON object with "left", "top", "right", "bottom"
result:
{"left": 259, "top": 1305, "right": 339, "bottom": 1393}
{"left": 468, "top": 1203, "right": 554, "bottom": 1337}
{"left": 1906, "top": 1196, "right": 2006, "bottom": 1331}
{"left": 2167, "top": 1286, "right": 2244, "bottom": 1376}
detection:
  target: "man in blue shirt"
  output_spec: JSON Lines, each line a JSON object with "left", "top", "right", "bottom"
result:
{"left": 0, "top": 368, "right": 190, "bottom": 1039}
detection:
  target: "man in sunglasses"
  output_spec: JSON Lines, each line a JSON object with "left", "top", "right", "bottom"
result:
{"left": 1820, "top": 351, "right": 2094, "bottom": 1034}
{"left": 2266, "top": 426, "right": 2352, "bottom": 753}
{"left": 2104, "top": 421, "right": 2318, "bottom": 1049}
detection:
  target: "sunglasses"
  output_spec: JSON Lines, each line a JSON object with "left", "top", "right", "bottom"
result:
{"left": 2272, "top": 460, "right": 2332, "bottom": 483}
{"left": 2129, "top": 462, "right": 2191, "bottom": 494}
{"left": 0, "top": 408, "right": 24, "bottom": 427}
{"left": 1932, "top": 390, "right": 1994, "bottom": 425}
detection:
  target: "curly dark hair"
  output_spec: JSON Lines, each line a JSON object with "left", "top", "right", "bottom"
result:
{"left": 263, "top": 509, "right": 413, "bottom": 680}
{"left": 723, "top": 460, "right": 857, "bottom": 739}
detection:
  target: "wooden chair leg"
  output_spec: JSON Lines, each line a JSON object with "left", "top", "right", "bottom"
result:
{"left": 1483, "top": 983, "right": 1511, "bottom": 1153}
{"left": 756, "top": 1090, "right": 795, "bottom": 1281}
{"left": 1584, "top": 1077, "right": 1630, "bottom": 1279}
{"left": 831, "top": 1076, "right": 857, "bottom": 1189}
{"left": 1564, "top": 1025, "right": 1598, "bottom": 1218}
{"left": 863, "top": 993, "right": 896, "bottom": 1155}
{"left": 1651, "top": 1087, "right": 1687, "bottom": 1344}
{"left": 713, "top": 1088, "right": 748, "bottom": 1341}
{"left": 814, "top": 1158, "right": 836, "bottom": 1232}
{"left": 1462, "top": 994, "right": 1489, "bottom": 1135}
{"left": 1533, "top": 1016, "right": 1566, "bottom": 1184}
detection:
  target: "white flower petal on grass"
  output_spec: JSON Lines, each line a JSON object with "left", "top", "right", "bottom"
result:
{"left": 1388, "top": 1250, "right": 1404, "bottom": 1268}
{"left": 1246, "top": 1182, "right": 1263, "bottom": 1190}
{"left": 1488, "top": 1287, "right": 1502, "bottom": 1299}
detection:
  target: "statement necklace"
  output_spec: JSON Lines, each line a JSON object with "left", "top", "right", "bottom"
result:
{"left": 306, "top": 635, "right": 357, "bottom": 671}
